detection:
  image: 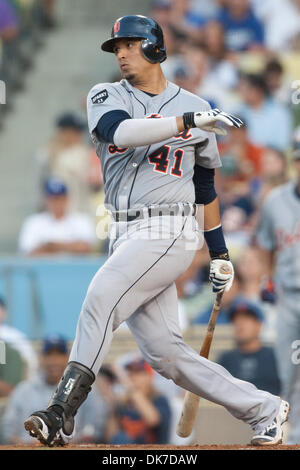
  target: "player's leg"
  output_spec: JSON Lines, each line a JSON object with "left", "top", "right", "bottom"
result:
{"left": 274, "top": 290, "right": 300, "bottom": 399}
{"left": 275, "top": 290, "right": 300, "bottom": 444}
{"left": 127, "top": 283, "right": 286, "bottom": 442}
{"left": 70, "top": 223, "right": 197, "bottom": 374}
{"left": 24, "top": 216, "right": 197, "bottom": 446}
{"left": 287, "top": 352, "right": 300, "bottom": 444}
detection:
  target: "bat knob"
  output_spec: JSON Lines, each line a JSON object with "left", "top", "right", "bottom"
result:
{"left": 220, "top": 264, "right": 232, "bottom": 275}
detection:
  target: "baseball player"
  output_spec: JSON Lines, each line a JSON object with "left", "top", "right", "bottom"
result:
{"left": 24, "top": 15, "right": 288, "bottom": 447}
{"left": 256, "top": 128, "right": 300, "bottom": 444}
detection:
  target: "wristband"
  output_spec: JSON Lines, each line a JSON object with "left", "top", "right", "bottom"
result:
{"left": 204, "top": 225, "right": 229, "bottom": 260}
{"left": 183, "top": 112, "right": 196, "bottom": 129}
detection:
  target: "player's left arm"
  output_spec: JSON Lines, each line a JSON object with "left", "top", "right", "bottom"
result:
{"left": 194, "top": 165, "right": 234, "bottom": 293}
{"left": 204, "top": 199, "right": 234, "bottom": 293}
{"left": 193, "top": 101, "right": 236, "bottom": 292}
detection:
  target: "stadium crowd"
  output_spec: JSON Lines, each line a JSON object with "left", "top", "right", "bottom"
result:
{"left": 0, "top": 0, "right": 57, "bottom": 125}
{"left": 1, "top": 0, "right": 300, "bottom": 445}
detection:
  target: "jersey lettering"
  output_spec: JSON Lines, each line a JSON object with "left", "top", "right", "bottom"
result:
{"left": 108, "top": 145, "right": 129, "bottom": 154}
{"left": 91, "top": 89, "right": 108, "bottom": 104}
{"left": 276, "top": 223, "right": 300, "bottom": 251}
{"left": 175, "top": 129, "right": 193, "bottom": 140}
{"left": 146, "top": 114, "right": 163, "bottom": 119}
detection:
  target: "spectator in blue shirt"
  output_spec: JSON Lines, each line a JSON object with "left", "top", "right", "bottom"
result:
{"left": 238, "top": 74, "right": 293, "bottom": 152}
{"left": 217, "top": 0, "right": 264, "bottom": 51}
{"left": 106, "top": 357, "right": 171, "bottom": 445}
{"left": 217, "top": 299, "right": 281, "bottom": 395}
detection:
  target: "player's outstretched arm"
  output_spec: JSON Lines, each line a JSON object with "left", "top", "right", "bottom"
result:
{"left": 113, "top": 109, "right": 243, "bottom": 148}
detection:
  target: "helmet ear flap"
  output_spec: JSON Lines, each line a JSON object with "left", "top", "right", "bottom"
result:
{"left": 141, "top": 39, "right": 166, "bottom": 64}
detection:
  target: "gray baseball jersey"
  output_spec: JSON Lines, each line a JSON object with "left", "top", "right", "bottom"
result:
{"left": 87, "top": 79, "right": 221, "bottom": 211}
{"left": 256, "top": 181, "right": 300, "bottom": 290}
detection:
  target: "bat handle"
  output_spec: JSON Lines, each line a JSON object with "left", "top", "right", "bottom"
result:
{"left": 215, "top": 290, "right": 224, "bottom": 307}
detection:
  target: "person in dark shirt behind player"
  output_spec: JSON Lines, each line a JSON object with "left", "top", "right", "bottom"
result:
{"left": 105, "top": 356, "right": 171, "bottom": 445}
{"left": 217, "top": 299, "right": 280, "bottom": 395}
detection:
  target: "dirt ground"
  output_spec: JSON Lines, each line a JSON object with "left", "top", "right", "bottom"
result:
{"left": 1, "top": 444, "right": 300, "bottom": 450}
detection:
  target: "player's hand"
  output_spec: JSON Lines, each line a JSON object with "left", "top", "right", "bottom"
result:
{"left": 209, "top": 259, "right": 234, "bottom": 293}
{"left": 194, "top": 109, "right": 244, "bottom": 136}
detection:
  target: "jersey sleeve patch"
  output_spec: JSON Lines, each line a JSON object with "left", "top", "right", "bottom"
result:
{"left": 91, "top": 89, "right": 108, "bottom": 104}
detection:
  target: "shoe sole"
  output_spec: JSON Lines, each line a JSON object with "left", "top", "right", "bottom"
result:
{"left": 251, "top": 437, "right": 283, "bottom": 446}
{"left": 24, "top": 417, "right": 68, "bottom": 448}
{"left": 24, "top": 417, "right": 50, "bottom": 446}
{"left": 251, "top": 402, "right": 290, "bottom": 446}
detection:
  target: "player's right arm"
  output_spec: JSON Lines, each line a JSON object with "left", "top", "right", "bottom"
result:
{"left": 87, "top": 84, "right": 243, "bottom": 148}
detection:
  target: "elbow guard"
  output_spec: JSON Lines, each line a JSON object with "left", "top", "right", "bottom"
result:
{"left": 193, "top": 165, "right": 217, "bottom": 205}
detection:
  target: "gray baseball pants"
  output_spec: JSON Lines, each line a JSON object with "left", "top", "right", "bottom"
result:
{"left": 275, "top": 289, "right": 300, "bottom": 443}
{"left": 70, "top": 211, "right": 280, "bottom": 433}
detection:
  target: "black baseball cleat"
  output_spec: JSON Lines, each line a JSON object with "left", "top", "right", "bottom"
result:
{"left": 24, "top": 362, "right": 95, "bottom": 447}
{"left": 24, "top": 409, "right": 72, "bottom": 447}
{"left": 251, "top": 400, "right": 290, "bottom": 446}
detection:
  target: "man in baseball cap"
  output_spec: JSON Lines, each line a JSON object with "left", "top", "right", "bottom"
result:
{"left": 124, "top": 357, "right": 154, "bottom": 375}
{"left": 1, "top": 335, "right": 69, "bottom": 443}
{"left": 18, "top": 177, "right": 95, "bottom": 256}
{"left": 56, "top": 112, "right": 86, "bottom": 132}
{"left": 227, "top": 298, "right": 265, "bottom": 323}
{"left": 40, "top": 335, "right": 70, "bottom": 384}
{"left": 105, "top": 355, "right": 171, "bottom": 444}
{"left": 42, "top": 335, "right": 69, "bottom": 356}
{"left": 218, "top": 299, "right": 280, "bottom": 396}
{"left": 44, "top": 178, "right": 68, "bottom": 197}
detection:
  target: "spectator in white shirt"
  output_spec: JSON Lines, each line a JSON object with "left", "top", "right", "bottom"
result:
{"left": 251, "top": 0, "right": 300, "bottom": 51}
{"left": 19, "top": 178, "right": 96, "bottom": 256}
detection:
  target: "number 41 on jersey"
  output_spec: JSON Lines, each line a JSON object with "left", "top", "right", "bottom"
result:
{"left": 148, "top": 145, "right": 183, "bottom": 178}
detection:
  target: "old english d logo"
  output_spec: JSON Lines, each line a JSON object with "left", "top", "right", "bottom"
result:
{"left": 114, "top": 21, "right": 120, "bottom": 34}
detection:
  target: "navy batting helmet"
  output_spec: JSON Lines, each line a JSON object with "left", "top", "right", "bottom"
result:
{"left": 101, "top": 15, "right": 167, "bottom": 64}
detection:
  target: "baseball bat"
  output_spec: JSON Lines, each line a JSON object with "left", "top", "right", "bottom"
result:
{"left": 176, "top": 264, "right": 232, "bottom": 438}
